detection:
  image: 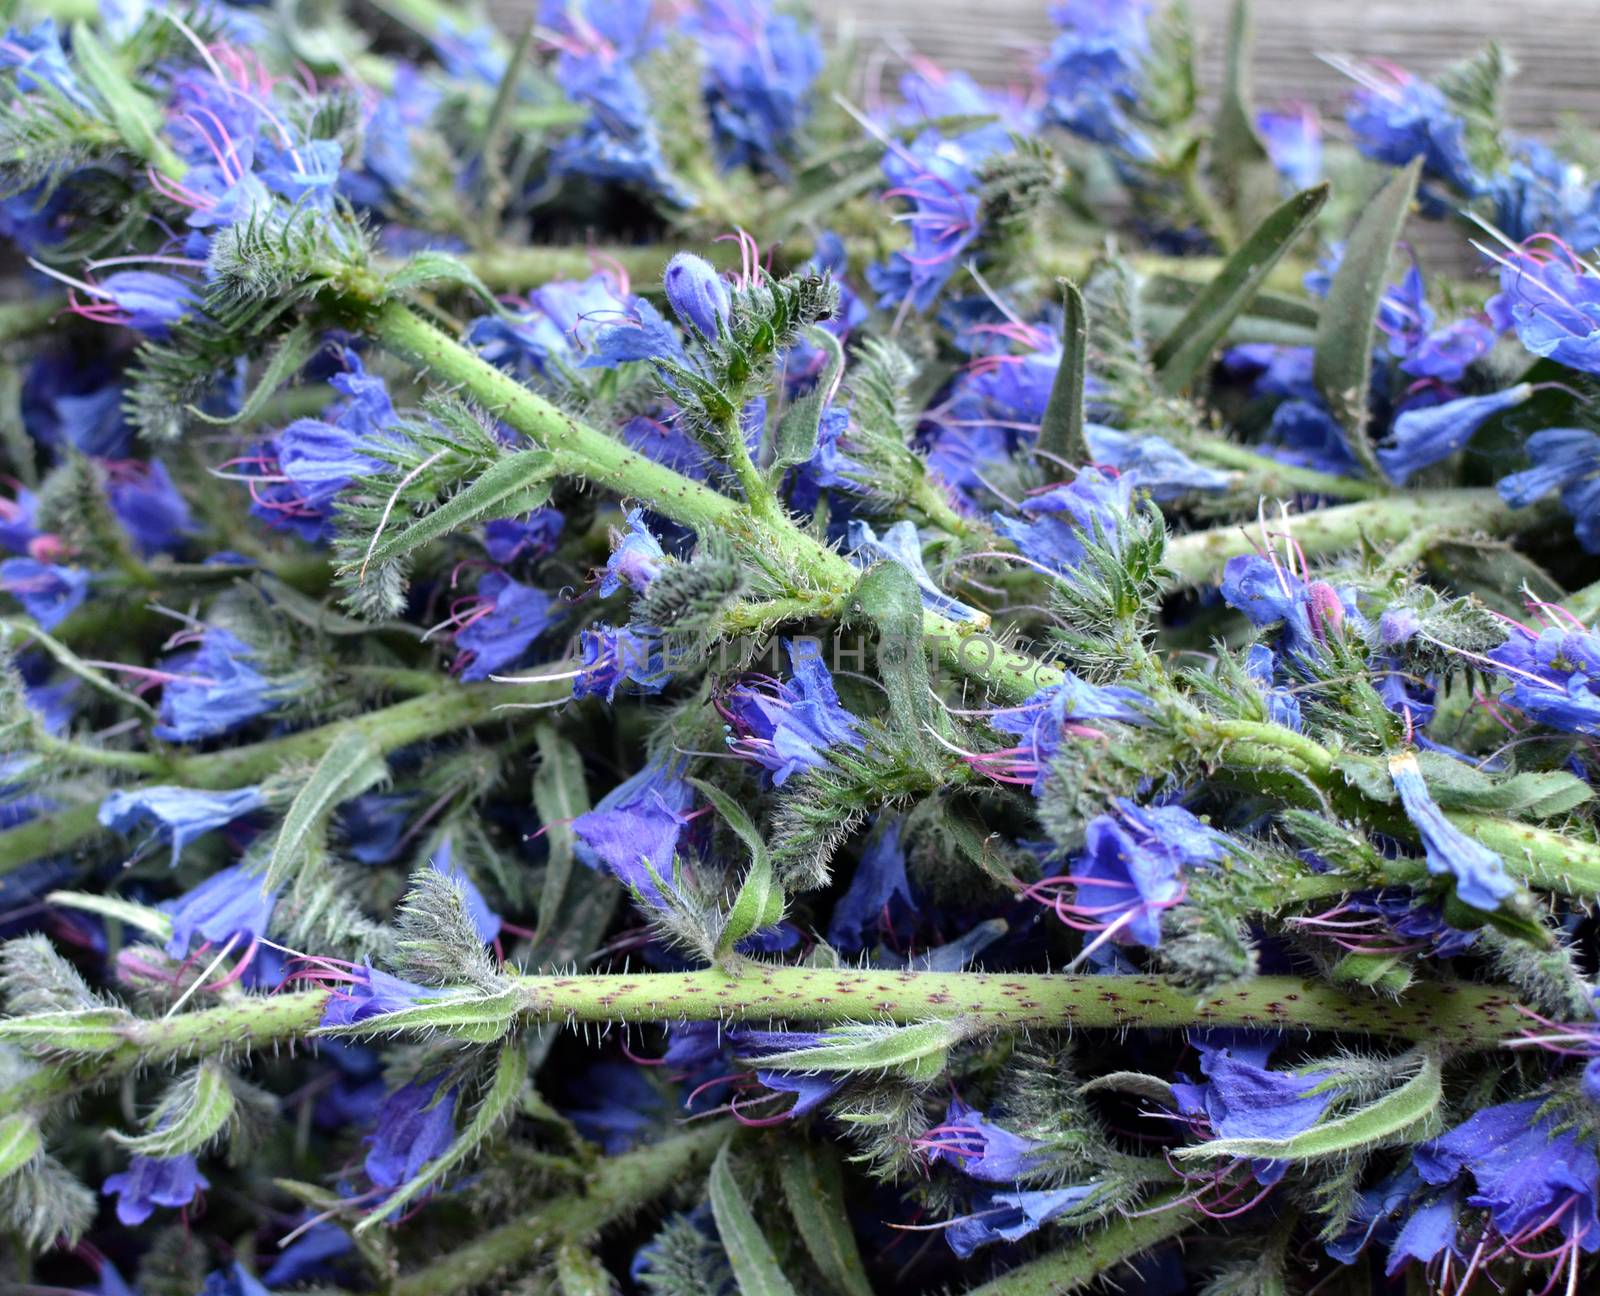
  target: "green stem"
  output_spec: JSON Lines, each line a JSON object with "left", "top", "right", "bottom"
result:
{"left": 961, "top": 1194, "right": 1200, "bottom": 1295}
{"left": 390, "top": 1124, "right": 730, "bottom": 1296}
{"left": 1173, "top": 434, "right": 1388, "bottom": 501}
{"left": 1162, "top": 489, "right": 1527, "bottom": 588}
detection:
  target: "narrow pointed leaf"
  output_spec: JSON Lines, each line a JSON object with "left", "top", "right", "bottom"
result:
{"left": 186, "top": 320, "right": 320, "bottom": 426}
{"left": 849, "top": 562, "right": 948, "bottom": 762}
{"left": 110, "top": 1063, "right": 235, "bottom": 1158}
{"left": 47, "top": 891, "right": 172, "bottom": 942}
{"left": 265, "top": 729, "right": 389, "bottom": 889}
{"left": 741, "top": 1020, "right": 960, "bottom": 1082}
{"left": 1152, "top": 183, "right": 1329, "bottom": 391}
{"left": 0, "top": 1113, "right": 41, "bottom": 1182}
{"left": 1207, "top": 0, "right": 1278, "bottom": 230}
{"left": 770, "top": 329, "right": 844, "bottom": 477}
{"left": 1313, "top": 158, "right": 1422, "bottom": 477}
{"left": 314, "top": 986, "right": 521, "bottom": 1043}
{"left": 709, "top": 1142, "right": 800, "bottom": 1296}
{"left": 778, "top": 1142, "right": 873, "bottom": 1296}
{"left": 531, "top": 724, "right": 589, "bottom": 945}
{"left": 689, "top": 777, "right": 771, "bottom": 872}
{"left": 1038, "top": 279, "right": 1089, "bottom": 465}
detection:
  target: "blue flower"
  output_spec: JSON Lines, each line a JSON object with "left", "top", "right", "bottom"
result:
{"left": 944, "top": 1184, "right": 1101, "bottom": 1257}
{"left": 469, "top": 274, "right": 652, "bottom": 377}
{"left": 198, "top": 1263, "right": 274, "bottom": 1296}
{"left": 1220, "top": 554, "right": 1361, "bottom": 660}
{"left": 103, "top": 1153, "right": 210, "bottom": 1226}
{"left": 0, "top": 558, "right": 89, "bottom": 629}
{"left": 1487, "top": 137, "right": 1600, "bottom": 250}
{"left": 0, "top": 20, "right": 92, "bottom": 110}
{"left": 1084, "top": 426, "right": 1232, "bottom": 499}
{"left": 599, "top": 507, "right": 666, "bottom": 596}
{"left": 429, "top": 834, "right": 501, "bottom": 944}
{"left": 1346, "top": 67, "right": 1480, "bottom": 195}
{"left": 865, "top": 132, "right": 985, "bottom": 311}
{"left": 1414, "top": 1099, "right": 1600, "bottom": 1253}
{"left": 722, "top": 640, "right": 862, "bottom": 785}
{"left": 1039, "top": 1, "right": 1154, "bottom": 160}
{"left": 571, "top": 762, "right": 695, "bottom": 906}
{"left": 846, "top": 519, "right": 984, "bottom": 623}
{"left": 155, "top": 628, "right": 279, "bottom": 742}
{"left": 827, "top": 816, "right": 915, "bottom": 951}
{"left": 991, "top": 467, "right": 1134, "bottom": 574}
{"left": 1487, "top": 623, "right": 1600, "bottom": 736}
{"left": 662, "top": 252, "right": 732, "bottom": 341}
{"left": 1172, "top": 1030, "right": 1340, "bottom": 1185}
{"left": 1243, "top": 644, "right": 1302, "bottom": 731}
{"left": 1388, "top": 751, "right": 1515, "bottom": 910}
{"left": 365, "top": 1074, "right": 459, "bottom": 1192}
{"left": 728, "top": 1028, "right": 847, "bottom": 1118}
{"left": 108, "top": 460, "right": 193, "bottom": 556}
{"left": 319, "top": 964, "right": 433, "bottom": 1028}
{"left": 257, "top": 138, "right": 342, "bottom": 206}
{"left": 0, "top": 486, "right": 38, "bottom": 555}
{"left": 1498, "top": 428, "right": 1600, "bottom": 551}
{"left": 688, "top": 0, "right": 821, "bottom": 174}
{"left": 922, "top": 1097, "right": 1048, "bottom": 1183}
{"left": 564, "top": 1061, "right": 670, "bottom": 1153}
{"left": 1376, "top": 384, "right": 1531, "bottom": 484}
{"left": 163, "top": 863, "right": 278, "bottom": 960}
{"left": 1489, "top": 248, "right": 1600, "bottom": 373}
{"left": 83, "top": 271, "right": 197, "bottom": 335}
{"left": 988, "top": 674, "right": 1150, "bottom": 794}
{"left": 1258, "top": 106, "right": 1322, "bottom": 191}
{"left": 454, "top": 572, "right": 560, "bottom": 681}
{"left": 262, "top": 1220, "right": 354, "bottom": 1288}
{"left": 1325, "top": 1165, "right": 1462, "bottom": 1276}
{"left": 98, "top": 785, "right": 267, "bottom": 867}
{"left": 484, "top": 509, "right": 564, "bottom": 564}
{"left": 573, "top": 625, "right": 672, "bottom": 701}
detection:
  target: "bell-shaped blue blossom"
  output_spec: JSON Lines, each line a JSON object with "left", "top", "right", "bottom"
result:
{"left": 1258, "top": 106, "right": 1322, "bottom": 191}
{"left": 1376, "top": 384, "right": 1531, "bottom": 484}
{"left": 1064, "top": 799, "right": 1223, "bottom": 947}
{"left": 319, "top": 964, "right": 434, "bottom": 1028}
{"left": 722, "top": 640, "right": 862, "bottom": 786}
{"left": 103, "top": 1153, "right": 210, "bottom": 1226}
{"left": 688, "top": 0, "right": 822, "bottom": 174}
{"left": 339, "top": 792, "right": 414, "bottom": 865}
{"left": 484, "top": 509, "right": 564, "bottom": 564}
{"left": 865, "top": 132, "right": 985, "bottom": 311}
{"left": 1220, "top": 554, "right": 1361, "bottom": 661}
{"left": 1487, "top": 137, "right": 1600, "bottom": 250}
{"left": 1400, "top": 317, "right": 1497, "bottom": 384}
{"left": 573, "top": 625, "right": 673, "bottom": 701}
{"left": 0, "top": 557, "right": 89, "bottom": 629}
{"left": 365, "top": 1073, "right": 460, "bottom": 1192}
{"left": 572, "top": 761, "right": 695, "bottom": 907}
{"left": 1388, "top": 751, "right": 1515, "bottom": 910}
{"left": 1414, "top": 1098, "right": 1600, "bottom": 1255}
{"left": 154, "top": 628, "right": 279, "bottom": 742}
{"left": 827, "top": 816, "right": 915, "bottom": 950}
{"left": 599, "top": 508, "right": 666, "bottom": 596}
{"left": 453, "top": 572, "right": 560, "bottom": 682}
{"left": 1243, "top": 644, "right": 1302, "bottom": 731}
{"left": 429, "top": 834, "right": 501, "bottom": 944}
{"left": 1329, "top": 1167, "right": 1463, "bottom": 1278}
{"left": 1172, "top": 1031, "right": 1340, "bottom": 1185}
{"left": 69, "top": 271, "right": 197, "bottom": 336}
{"left": 922, "top": 1098, "right": 1048, "bottom": 1183}
{"left": 0, "top": 486, "right": 38, "bottom": 555}
{"left": 257, "top": 138, "right": 342, "bottom": 207}
{"left": 991, "top": 467, "right": 1134, "bottom": 574}
{"left": 1039, "top": 1, "right": 1154, "bottom": 160}
{"left": 1083, "top": 426, "right": 1232, "bottom": 500}
{"left": 98, "top": 785, "right": 267, "bottom": 867}
{"left": 108, "top": 460, "right": 192, "bottom": 556}
{"left": 846, "top": 519, "right": 984, "bottom": 623}
{"left": 1487, "top": 622, "right": 1600, "bottom": 736}
{"left": 728, "top": 1028, "right": 847, "bottom": 1119}
{"left": 1489, "top": 248, "right": 1600, "bottom": 373}
{"left": 565, "top": 1061, "right": 671, "bottom": 1152}
{"left": 944, "top": 1184, "right": 1102, "bottom": 1257}
{"left": 470, "top": 274, "right": 652, "bottom": 377}
{"left": 1499, "top": 427, "right": 1600, "bottom": 552}
{"left": 1266, "top": 398, "right": 1366, "bottom": 478}
{"left": 163, "top": 862, "right": 278, "bottom": 960}
{"left": 1346, "top": 67, "right": 1481, "bottom": 195}
{"left": 662, "top": 253, "right": 732, "bottom": 341}
{"left": 988, "top": 673, "right": 1150, "bottom": 794}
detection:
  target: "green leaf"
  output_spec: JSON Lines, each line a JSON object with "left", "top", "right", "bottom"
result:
{"left": 709, "top": 1142, "right": 799, "bottom": 1296}
{"left": 849, "top": 562, "right": 947, "bottom": 763}
{"left": 185, "top": 320, "right": 321, "bottom": 426}
{"left": 46, "top": 890, "right": 172, "bottom": 942}
{"left": 70, "top": 22, "right": 184, "bottom": 177}
{"left": 1037, "top": 279, "right": 1089, "bottom": 465}
{"left": 554, "top": 1244, "right": 612, "bottom": 1296}
{"left": 358, "top": 1037, "right": 524, "bottom": 1231}
{"left": 741, "top": 1020, "right": 961, "bottom": 1083}
{"left": 386, "top": 251, "right": 501, "bottom": 311}
{"left": 345, "top": 450, "right": 555, "bottom": 577}
{"left": 769, "top": 329, "right": 844, "bottom": 478}
{"left": 1207, "top": 0, "right": 1278, "bottom": 231}
{"left": 1414, "top": 753, "right": 1593, "bottom": 819}
{"left": 1313, "top": 158, "right": 1422, "bottom": 478}
{"left": 0, "top": 1113, "right": 41, "bottom": 1182}
{"left": 777, "top": 1142, "right": 873, "bottom": 1296}
{"left": 265, "top": 729, "right": 388, "bottom": 890}
{"left": 255, "top": 574, "right": 425, "bottom": 640}
{"left": 1175, "top": 1047, "right": 1442, "bottom": 1163}
{"left": 1151, "top": 183, "right": 1329, "bottom": 392}
{"left": 531, "top": 724, "right": 589, "bottom": 946}
{"left": 716, "top": 854, "right": 785, "bottom": 961}
{"left": 110, "top": 1063, "right": 235, "bottom": 1158}
{"left": 689, "top": 778, "right": 771, "bottom": 874}
{"left": 314, "top": 986, "right": 522, "bottom": 1044}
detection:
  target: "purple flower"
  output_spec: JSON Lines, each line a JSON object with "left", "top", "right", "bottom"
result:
{"left": 991, "top": 467, "right": 1134, "bottom": 573}
{"left": 201, "top": 1262, "right": 275, "bottom": 1296}
{"left": 1084, "top": 426, "right": 1232, "bottom": 499}
{"left": 1400, "top": 318, "right": 1496, "bottom": 383}
{"left": 846, "top": 519, "right": 983, "bottom": 623}
{"left": 0, "top": 557, "right": 89, "bottom": 629}
{"left": 1489, "top": 248, "right": 1600, "bottom": 374}
{"left": 155, "top": 628, "right": 279, "bottom": 742}
{"left": 688, "top": 0, "right": 821, "bottom": 174}
{"left": 1, "top": 20, "right": 92, "bottom": 109}
{"left": 1220, "top": 554, "right": 1360, "bottom": 660}
{"left": 98, "top": 785, "right": 267, "bottom": 868}
{"left": 565, "top": 1061, "right": 669, "bottom": 1153}
{"left": 922, "top": 1098, "right": 1048, "bottom": 1183}
{"left": 722, "top": 640, "right": 862, "bottom": 785}
{"left": 599, "top": 508, "right": 666, "bottom": 597}
{"left": 944, "top": 1185, "right": 1101, "bottom": 1257}
{"left": 319, "top": 964, "right": 434, "bottom": 1028}
{"left": 163, "top": 862, "right": 278, "bottom": 960}
{"left": 988, "top": 674, "right": 1150, "bottom": 794}
{"left": 103, "top": 1154, "right": 210, "bottom": 1226}
{"left": 470, "top": 274, "right": 649, "bottom": 376}
{"left": 827, "top": 816, "right": 915, "bottom": 950}
{"left": 1243, "top": 644, "right": 1303, "bottom": 731}
{"left": 1487, "top": 137, "right": 1600, "bottom": 250}
{"left": 1346, "top": 67, "right": 1480, "bottom": 195}
{"left": 1388, "top": 751, "right": 1515, "bottom": 910}
{"left": 262, "top": 1219, "right": 354, "bottom": 1287}
{"left": 1172, "top": 1031, "right": 1340, "bottom": 1185}
{"left": 454, "top": 572, "right": 560, "bottom": 681}
{"left": 1039, "top": 1, "right": 1153, "bottom": 160}
{"left": 1325, "top": 1165, "right": 1462, "bottom": 1276}
{"left": 1376, "top": 385, "right": 1532, "bottom": 484}
{"left": 728, "top": 1028, "right": 846, "bottom": 1118}
{"left": 865, "top": 133, "right": 984, "bottom": 311}
{"left": 429, "top": 834, "right": 501, "bottom": 944}
{"left": 365, "top": 1073, "right": 459, "bottom": 1191}
{"left": 1487, "top": 623, "right": 1600, "bottom": 736}
{"left": 573, "top": 625, "right": 672, "bottom": 701}
{"left": 571, "top": 762, "right": 696, "bottom": 906}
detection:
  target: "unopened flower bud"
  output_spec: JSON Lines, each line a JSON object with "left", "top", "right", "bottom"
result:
{"left": 663, "top": 252, "right": 731, "bottom": 339}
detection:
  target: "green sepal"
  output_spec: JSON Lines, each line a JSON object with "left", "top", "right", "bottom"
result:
{"left": 70, "top": 22, "right": 186, "bottom": 178}
{"left": 848, "top": 561, "right": 949, "bottom": 766}
{"left": 47, "top": 890, "right": 172, "bottom": 942}
{"left": 385, "top": 251, "right": 501, "bottom": 311}
{"left": 185, "top": 320, "right": 321, "bottom": 426}
{"left": 691, "top": 778, "right": 785, "bottom": 959}
{"left": 768, "top": 328, "right": 844, "bottom": 481}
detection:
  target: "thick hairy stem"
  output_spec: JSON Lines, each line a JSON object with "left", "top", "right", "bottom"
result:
{"left": 390, "top": 1123, "right": 730, "bottom": 1296}
{"left": 960, "top": 1194, "right": 1200, "bottom": 1295}
{"left": 1161, "top": 490, "right": 1527, "bottom": 588}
